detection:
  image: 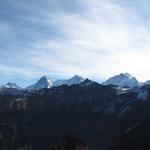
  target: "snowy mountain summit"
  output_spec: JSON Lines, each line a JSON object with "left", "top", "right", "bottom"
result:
{"left": 26, "top": 76, "right": 53, "bottom": 90}
{"left": 1, "top": 82, "right": 21, "bottom": 89}
{"left": 53, "top": 75, "right": 84, "bottom": 87}
{"left": 103, "top": 73, "right": 140, "bottom": 88}
{"left": 67, "top": 75, "right": 84, "bottom": 85}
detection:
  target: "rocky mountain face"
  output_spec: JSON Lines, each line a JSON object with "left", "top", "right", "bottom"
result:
{"left": 0, "top": 80, "right": 150, "bottom": 149}
{"left": 50, "top": 134, "right": 90, "bottom": 150}
{"left": 144, "top": 80, "right": 150, "bottom": 85}
{"left": 108, "top": 122, "right": 150, "bottom": 150}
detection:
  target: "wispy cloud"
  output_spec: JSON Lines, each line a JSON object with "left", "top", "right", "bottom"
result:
{"left": 0, "top": 0, "right": 150, "bottom": 86}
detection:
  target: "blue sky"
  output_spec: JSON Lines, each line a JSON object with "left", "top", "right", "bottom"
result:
{"left": 0, "top": 0, "right": 150, "bottom": 87}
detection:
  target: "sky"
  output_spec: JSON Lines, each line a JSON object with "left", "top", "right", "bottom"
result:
{"left": 0, "top": 0, "right": 150, "bottom": 87}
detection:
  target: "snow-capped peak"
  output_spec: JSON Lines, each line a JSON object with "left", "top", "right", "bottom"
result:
{"left": 53, "top": 75, "right": 84, "bottom": 87}
{"left": 120, "top": 73, "right": 132, "bottom": 78}
{"left": 103, "top": 73, "right": 140, "bottom": 88}
{"left": 67, "top": 75, "right": 84, "bottom": 85}
{"left": 1, "top": 82, "right": 21, "bottom": 89}
{"left": 26, "top": 76, "right": 53, "bottom": 90}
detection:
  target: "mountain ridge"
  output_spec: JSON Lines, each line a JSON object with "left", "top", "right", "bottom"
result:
{"left": 1, "top": 73, "right": 150, "bottom": 90}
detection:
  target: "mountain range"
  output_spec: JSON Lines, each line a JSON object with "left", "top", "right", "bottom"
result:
{"left": 0, "top": 73, "right": 149, "bottom": 91}
{"left": 0, "top": 73, "right": 150, "bottom": 149}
